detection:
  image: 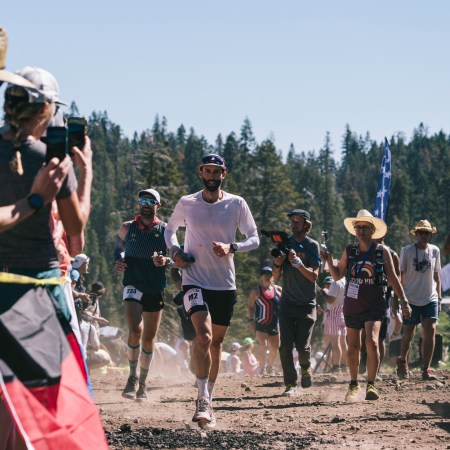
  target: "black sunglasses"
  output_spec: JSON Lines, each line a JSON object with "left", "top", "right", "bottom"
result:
{"left": 417, "top": 230, "right": 431, "bottom": 235}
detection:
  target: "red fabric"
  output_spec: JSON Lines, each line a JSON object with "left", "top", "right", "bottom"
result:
{"left": 66, "top": 331, "right": 88, "bottom": 385}
{"left": 2, "top": 351, "right": 108, "bottom": 450}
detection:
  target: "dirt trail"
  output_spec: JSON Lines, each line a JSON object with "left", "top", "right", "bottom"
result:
{"left": 93, "top": 368, "right": 450, "bottom": 449}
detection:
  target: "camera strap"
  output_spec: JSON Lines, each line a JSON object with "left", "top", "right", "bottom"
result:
{"left": 414, "top": 243, "right": 428, "bottom": 266}
{"left": 290, "top": 236, "right": 321, "bottom": 263}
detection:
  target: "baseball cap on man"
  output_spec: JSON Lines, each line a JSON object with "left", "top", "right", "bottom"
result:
{"left": 231, "top": 342, "right": 241, "bottom": 351}
{"left": 287, "top": 209, "right": 311, "bottom": 222}
{"left": 72, "top": 253, "right": 90, "bottom": 269}
{"left": 138, "top": 188, "right": 160, "bottom": 205}
{"left": 199, "top": 154, "right": 226, "bottom": 170}
{"left": 1, "top": 66, "right": 67, "bottom": 105}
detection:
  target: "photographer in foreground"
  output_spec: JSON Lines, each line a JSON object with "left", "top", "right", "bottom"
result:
{"left": 272, "top": 209, "right": 320, "bottom": 397}
{"left": 0, "top": 67, "right": 105, "bottom": 447}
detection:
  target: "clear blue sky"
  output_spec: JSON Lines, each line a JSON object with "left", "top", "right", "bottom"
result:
{"left": 2, "top": 1, "right": 449, "bottom": 159}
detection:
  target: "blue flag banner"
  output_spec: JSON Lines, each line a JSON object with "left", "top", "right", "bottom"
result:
{"left": 373, "top": 138, "right": 391, "bottom": 221}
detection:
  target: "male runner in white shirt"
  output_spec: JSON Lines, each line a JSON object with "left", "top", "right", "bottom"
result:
{"left": 165, "top": 154, "right": 259, "bottom": 428}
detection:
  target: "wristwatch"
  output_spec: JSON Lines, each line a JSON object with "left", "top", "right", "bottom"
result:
{"left": 229, "top": 243, "right": 238, "bottom": 253}
{"left": 27, "top": 193, "right": 44, "bottom": 212}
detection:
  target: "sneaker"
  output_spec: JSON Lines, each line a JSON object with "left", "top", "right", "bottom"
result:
{"left": 396, "top": 357, "right": 409, "bottom": 380}
{"left": 301, "top": 366, "right": 312, "bottom": 388}
{"left": 282, "top": 384, "right": 296, "bottom": 397}
{"left": 122, "top": 376, "right": 138, "bottom": 399}
{"left": 422, "top": 368, "right": 438, "bottom": 381}
{"left": 192, "top": 397, "right": 211, "bottom": 423}
{"left": 135, "top": 384, "right": 147, "bottom": 402}
{"left": 365, "top": 383, "right": 379, "bottom": 401}
{"left": 200, "top": 404, "right": 217, "bottom": 430}
{"left": 265, "top": 365, "right": 274, "bottom": 376}
{"left": 345, "top": 384, "right": 360, "bottom": 402}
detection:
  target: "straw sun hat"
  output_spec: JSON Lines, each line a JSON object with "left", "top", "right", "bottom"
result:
{"left": 410, "top": 219, "right": 437, "bottom": 236}
{"left": 343, "top": 210, "right": 387, "bottom": 240}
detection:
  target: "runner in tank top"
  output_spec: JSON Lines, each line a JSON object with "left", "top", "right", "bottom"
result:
{"left": 114, "top": 188, "right": 171, "bottom": 402}
{"left": 248, "top": 266, "right": 282, "bottom": 375}
{"left": 322, "top": 210, "right": 411, "bottom": 402}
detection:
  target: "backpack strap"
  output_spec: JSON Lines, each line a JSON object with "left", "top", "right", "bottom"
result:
{"left": 374, "top": 244, "right": 387, "bottom": 287}
{"left": 346, "top": 244, "right": 358, "bottom": 279}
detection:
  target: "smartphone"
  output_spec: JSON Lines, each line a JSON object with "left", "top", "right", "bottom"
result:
{"left": 67, "top": 117, "right": 87, "bottom": 155}
{"left": 45, "top": 126, "right": 68, "bottom": 163}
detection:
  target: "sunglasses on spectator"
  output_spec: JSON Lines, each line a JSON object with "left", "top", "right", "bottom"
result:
{"left": 417, "top": 230, "right": 431, "bottom": 235}
{"left": 139, "top": 198, "right": 158, "bottom": 206}
{"left": 354, "top": 225, "right": 373, "bottom": 231}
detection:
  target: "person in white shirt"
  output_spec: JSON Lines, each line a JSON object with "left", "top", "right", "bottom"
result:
{"left": 165, "top": 153, "right": 259, "bottom": 428}
{"left": 398, "top": 220, "right": 442, "bottom": 381}
{"left": 320, "top": 275, "right": 347, "bottom": 372}
{"left": 226, "top": 342, "right": 242, "bottom": 374}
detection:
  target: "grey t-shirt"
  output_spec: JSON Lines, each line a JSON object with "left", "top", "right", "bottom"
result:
{"left": 0, "top": 137, "right": 77, "bottom": 269}
{"left": 280, "top": 235, "right": 320, "bottom": 307}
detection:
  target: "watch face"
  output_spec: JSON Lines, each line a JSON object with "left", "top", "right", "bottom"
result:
{"left": 231, "top": 243, "right": 238, "bottom": 253}
{"left": 28, "top": 193, "right": 44, "bottom": 210}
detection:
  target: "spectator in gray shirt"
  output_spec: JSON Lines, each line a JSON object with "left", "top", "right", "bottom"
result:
{"left": 272, "top": 209, "right": 320, "bottom": 397}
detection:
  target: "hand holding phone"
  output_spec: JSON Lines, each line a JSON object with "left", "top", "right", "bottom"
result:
{"left": 68, "top": 117, "right": 87, "bottom": 155}
{"left": 44, "top": 126, "right": 68, "bottom": 163}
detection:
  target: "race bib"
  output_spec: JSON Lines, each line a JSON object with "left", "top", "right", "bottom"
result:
{"left": 123, "top": 285, "right": 143, "bottom": 301}
{"left": 347, "top": 282, "right": 360, "bottom": 299}
{"left": 183, "top": 288, "right": 205, "bottom": 314}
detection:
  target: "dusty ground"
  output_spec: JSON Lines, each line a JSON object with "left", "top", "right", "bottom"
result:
{"left": 94, "top": 368, "right": 450, "bottom": 450}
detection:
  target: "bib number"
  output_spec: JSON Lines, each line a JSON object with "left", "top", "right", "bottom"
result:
{"left": 183, "top": 288, "right": 205, "bottom": 314}
{"left": 123, "top": 285, "right": 143, "bottom": 301}
{"left": 347, "top": 282, "right": 360, "bottom": 299}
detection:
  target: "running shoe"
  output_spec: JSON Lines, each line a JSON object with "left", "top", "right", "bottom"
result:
{"left": 396, "top": 357, "right": 409, "bottom": 380}
{"left": 422, "top": 368, "right": 438, "bottom": 381}
{"left": 282, "top": 384, "right": 296, "bottom": 397}
{"left": 345, "top": 384, "right": 360, "bottom": 402}
{"left": 200, "top": 404, "right": 217, "bottom": 429}
{"left": 365, "top": 383, "right": 379, "bottom": 401}
{"left": 300, "top": 366, "right": 312, "bottom": 388}
{"left": 192, "top": 397, "right": 211, "bottom": 423}
{"left": 122, "top": 376, "right": 138, "bottom": 399}
{"left": 135, "top": 383, "right": 147, "bottom": 402}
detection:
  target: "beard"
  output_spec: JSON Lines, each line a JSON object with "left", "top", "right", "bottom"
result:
{"left": 202, "top": 177, "right": 222, "bottom": 192}
{"left": 140, "top": 207, "right": 156, "bottom": 220}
